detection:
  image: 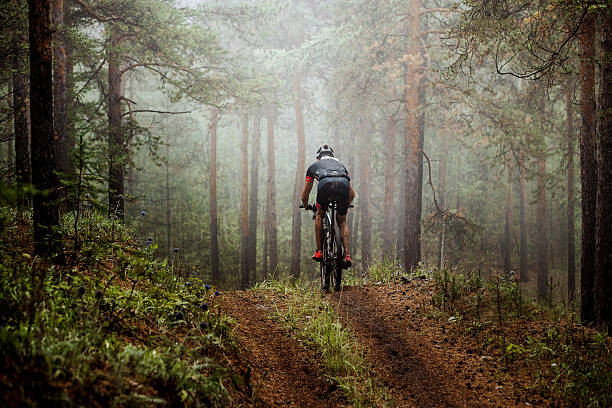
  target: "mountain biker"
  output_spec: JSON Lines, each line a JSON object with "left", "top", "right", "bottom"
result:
{"left": 301, "top": 144, "right": 355, "bottom": 268}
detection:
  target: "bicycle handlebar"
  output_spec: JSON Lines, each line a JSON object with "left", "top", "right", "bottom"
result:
{"left": 299, "top": 203, "right": 354, "bottom": 212}
{"left": 299, "top": 203, "right": 317, "bottom": 212}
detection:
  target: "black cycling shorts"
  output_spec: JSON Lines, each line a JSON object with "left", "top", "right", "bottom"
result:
{"left": 316, "top": 177, "right": 350, "bottom": 215}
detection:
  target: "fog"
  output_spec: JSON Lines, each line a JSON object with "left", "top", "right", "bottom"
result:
{"left": 2, "top": 0, "right": 599, "bottom": 300}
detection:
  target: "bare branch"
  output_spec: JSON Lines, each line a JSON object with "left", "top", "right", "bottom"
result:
{"left": 120, "top": 109, "right": 192, "bottom": 118}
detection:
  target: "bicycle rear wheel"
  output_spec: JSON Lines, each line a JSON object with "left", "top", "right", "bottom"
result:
{"left": 332, "top": 222, "right": 344, "bottom": 291}
{"left": 321, "top": 216, "right": 332, "bottom": 291}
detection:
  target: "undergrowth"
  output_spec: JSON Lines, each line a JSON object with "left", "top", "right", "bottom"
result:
{"left": 0, "top": 206, "right": 242, "bottom": 407}
{"left": 423, "top": 263, "right": 612, "bottom": 408}
{"left": 253, "top": 278, "right": 390, "bottom": 407}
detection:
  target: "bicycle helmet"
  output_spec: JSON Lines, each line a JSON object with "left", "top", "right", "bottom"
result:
{"left": 316, "top": 144, "right": 335, "bottom": 159}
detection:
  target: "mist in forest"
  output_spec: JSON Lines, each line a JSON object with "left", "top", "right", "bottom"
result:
{"left": 2, "top": 0, "right": 611, "bottom": 319}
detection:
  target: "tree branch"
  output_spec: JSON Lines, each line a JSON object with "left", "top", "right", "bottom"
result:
{"left": 120, "top": 109, "right": 192, "bottom": 118}
{"left": 72, "top": 0, "right": 117, "bottom": 22}
{"left": 419, "top": 8, "right": 463, "bottom": 16}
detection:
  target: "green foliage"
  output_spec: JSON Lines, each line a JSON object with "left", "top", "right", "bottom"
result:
{"left": 428, "top": 266, "right": 612, "bottom": 407}
{"left": 0, "top": 206, "right": 239, "bottom": 406}
{"left": 358, "top": 258, "right": 432, "bottom": 286}
{"left": 523, "top": 327, "right": 612, "bottom": 407}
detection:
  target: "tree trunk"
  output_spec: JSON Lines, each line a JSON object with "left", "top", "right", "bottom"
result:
{"left": 536, "top": 156, "right": 548, "bottom": 299}
{"left": 107, "top": 26, "right": 124, "bottom": 219}
{"left": 13, "top": 3, "right": 31, "bottom": 191}
{"left": 290, "top": 67, "right": 305, "bottom": 279}
{"left": 64, "top": 0, "right": 75, "bottom": 180}
{"left": 53, "top": 0, "right": 67, "bottom": 191}
{"left": 348, "top": 148, "right": 357, "bottom": 259}
{"left": 208, "top": 107, "right": 220, "bottom": 285}
{"left": 438, "top": 132, "right": 448, "bottom": 269}
{"left": 383, "top": 116, "right": 396, "bottom": 259}
{"left": 504, "top": 158, "right": 512, "bottom": 275}
{"left": 595, "top": 9, "right": 612, "bottom": 325}
{"left": 248, "top": 112, "right": 261, "bottom": 282}
{"left": 403, "top": 0, "right": 423, "bottom": 271}
{"left": 264, "top": 104, "right": 278, "bottom": 277}
{"left": 240, "top": 112, "right": 249, "bottom": 288}
{"left": 165, "top": 143, "right": 171, "bottom": 259}
{"left": 29, "top": 0, "right": 63, "bottom": 260}
{"left": 519, "top": 161, "right": 528, "bottom": 282}
{"left": 359, "top": 116, "right": 371, "bottom": 272}
{"left": 579, "top": 14, "right": 597, "bottom": 322}
{"left": 456, "top": 154, "right": 464, "bottom": 211}
{"left": 396, "top": 140, "right": 405, "bottom": 259}
{"left": 7, "top": 81, "right": 13, "bottom": 182}
{"left": 566, "top": 76, "right": 576, "bottom": 303}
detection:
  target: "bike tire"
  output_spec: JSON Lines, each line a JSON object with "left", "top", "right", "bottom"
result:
{"left": 332, "top": 222, "right": 343, "bottom": 291}
{"left": 321, "top": 216, "right": 332, "bottom": 291}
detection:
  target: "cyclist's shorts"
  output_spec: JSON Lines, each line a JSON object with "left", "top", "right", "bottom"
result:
{"left": 316, "top": 177, "right": 351, "bottom": 215}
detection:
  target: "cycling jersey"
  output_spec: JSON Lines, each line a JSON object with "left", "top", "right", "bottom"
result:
{"left": 306, "top": 157, "right": 351, "bottom": 215}
{"left": 305, "top": 157, "right": 350, "bottom": 182}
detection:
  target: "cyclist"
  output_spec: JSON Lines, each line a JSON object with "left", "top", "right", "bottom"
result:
{"left": 301, "top": 144, "right": 355, "bottom": 268}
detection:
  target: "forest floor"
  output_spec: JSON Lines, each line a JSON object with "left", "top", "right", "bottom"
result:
{"left": 222, "top": 278, "right": 552, "bottom": 407}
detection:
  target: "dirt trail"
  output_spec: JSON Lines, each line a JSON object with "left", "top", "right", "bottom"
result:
{"left": 223, "top": 290, "right": 347, "bottom": 407}
{"left": 223, "top": 281, "right": 545, "bottom": 407}
{"left": 331, "top": 282, "right": 543, "bottom": 407}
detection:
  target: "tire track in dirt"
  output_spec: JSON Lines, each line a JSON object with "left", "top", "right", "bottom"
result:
{"left": 332, "top": 283, "right": 538, "bottom": 408}
{"left": 223, "top": 290, "right": 347, "bottom": 408}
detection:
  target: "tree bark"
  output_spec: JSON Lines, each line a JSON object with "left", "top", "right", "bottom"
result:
{"left": 536, "top": 156, "right": 548, "bottom": 299}
{"left": 456, "top": 154, "right": 464, "bottom": 211}
{"left": 64, "top": 0, "right": 75, "bottom": 180}
{"left": 264, "top": 104, "right": 278, "bottom": 277}
{"left": 519, "top": 160, "right": 528, "bottom": 282}
{"left": 396, "top": 140, "right": 405, "bottom": 259}
{"left": 208, "top": 107, "right": 220, "bottom": 285}
{"left": 29, "top": 0, "right": 63, "bottom": 260}
{"left": 579, "top": 13, "right": 597, "bottom": 322}
{"left": 403, "top": 0, "right": 423, "bottom": 271}
{"left": 290, "top": 67, "right": 305, "bottom": 279}
{"left": 13, "top": 2, "right": 31, "bottom": 191}
{"left": 566, "top": 76, "right": 576, "bottom": 303}
{"left": 595, "top": 9, "right": 612, "bottom": 325}
{"left": 359, "top": 116, "right": 371, "bottom": 272}
{"left": 504, "top": 158, "right": 512, "bottom": 275}
{"left": 438, "top": 132, "right": 449, "bottom": 269}
{"left": 165, "top": 143, "right": 171, "bottom": 259}
{"left": 107, "top": 26, "right": 124, "bottom": 219}
{"left": 240, "top": 112, "right": 249, "bottom": 288}
{"left": 248, "top": 112, "right": 261, "bottom": 282}
{"left": 53, "top": 0, "right": 67, "bottom": 189}
{"left": 383, "top": 116, "right": 396, "bottom": 259}
{"left": 7, "top": 81, "right": 14, "bottom": 182}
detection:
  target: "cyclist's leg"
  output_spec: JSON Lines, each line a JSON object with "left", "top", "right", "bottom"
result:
{"left": 315, "top": 179, "right": 331, "bottom": 254}
{"left": 335, "top": 178, "right": 351, "bottom": 260}
{"left": 315, "top": 207, "right": 324, "bottom": 251}
{"left": 337, "top": 213, "right": 349, "bottom": 256}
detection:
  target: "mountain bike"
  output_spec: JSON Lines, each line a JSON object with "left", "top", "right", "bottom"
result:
{"left": 301, "top": 202, "right": 352, "bottom": 292}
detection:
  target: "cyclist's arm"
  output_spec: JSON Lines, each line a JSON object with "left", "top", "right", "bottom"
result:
{"left": 301, "top": 179, "right": 313, "bottom": 208}
{"left": 349, "top": 183, "right": 356, "bottom": 204}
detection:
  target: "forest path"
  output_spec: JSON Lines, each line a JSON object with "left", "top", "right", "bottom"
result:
{"left": 331, "top": 282, "right": 540, "bottom": 407}
{"left": 223, "top": 281, "right": 543, "bottom": 407}
{"left": 222, "top": 290, "right": 348, "bottom": 407}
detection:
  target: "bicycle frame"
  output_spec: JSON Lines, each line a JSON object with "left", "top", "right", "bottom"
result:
{"left": 321, "top": 201, "right": 344, "bottom": 291}
{"left": 302, "top": 202, "right": 344, "bottom": 291}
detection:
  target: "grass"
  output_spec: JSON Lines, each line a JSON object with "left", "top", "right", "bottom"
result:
{"left": 421, "top": 261, "right": 612, "bottom": 408}
{"left": 0, "top": 206, "right": 244, "bottom": 407}
{"left": 253, "top": 278, "right": 390, "bottom": 407}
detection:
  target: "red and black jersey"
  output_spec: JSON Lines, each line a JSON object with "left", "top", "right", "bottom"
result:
{"left": 305, "top": 157, "right": 350, "bottom": 183}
